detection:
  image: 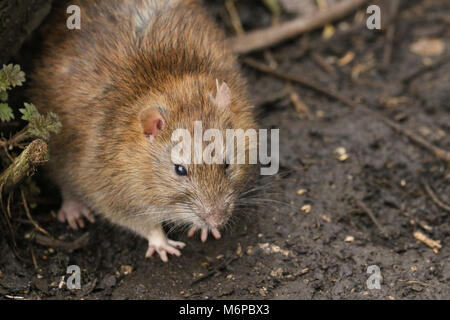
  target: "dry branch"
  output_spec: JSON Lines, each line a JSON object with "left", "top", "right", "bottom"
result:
{"left": 423, "top": 181, "right": 450, "bottom": 213}
{"left": 413, "top": 231, "right": 442, "bottom": 251}
{"left": 0, "top": 139, "right": 49, "bottom": 194}
{"left": 355, "top": 199, "right": 389, "bottom": 238}
{"left": 0, "top": 127, "right": 31, "bottom": 148}
{"left": 33, "top": 232, "right": 90, "bottom": 251}
{"left": 380, "top": 118, "right": 450, "bottom": 164}
{"left": 21, "top": 188, "right": 50, "bottom": 235}
{"left": 382, "top": 0, "right": 401, "bottom": 66}
{"left": 230, "top": 0, "right": 368, "bottom": 54}
{"left": 243, "top": 57, "right": 358, "bottom": 108}
{"left": 244, "top": 58, "right": 450, "bottom": 164}
{"left": 400, "top": 55, "right": 450, "bottom": 83}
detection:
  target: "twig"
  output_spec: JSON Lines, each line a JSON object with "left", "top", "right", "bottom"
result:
{"left": 5, "top": 295, "right": 25, "bottom": 300}
{"left": 0, "top": 127, "right": 32, "bottom": 149}
{"left": 1, "top": 194, "right": 17, "bottom": 249}
{"left": 33, "top": 232, "right": 90, "bottom": 251}
{"left": 382, "top": 0, "right": 401, "bottom": 67}
{"left": 288, "top": 86, "right": 312, "bottom": 119}
{"left": 0, "top": 139, "right": 49, "bottom": 194}
{"left": 380, "top": 118, "right": 450, "bottom": 164}
{"left": 225, "top": 0, "right": 244, "bottom": 35}
{"left": 355, "top": 199, "right": 389, "bottom": 238}
{"left": 244, "top": 58, "right": 450, "bottom": 164}
{"left": 413, "top": 231, "right": 442, "bottom": 251}
{"left": 423, "top": 181, "right": 450, "bottom": 213}
{"left": 311, "top": 52, "right": 336, "bottom": 74}
{"left": 400, "top": 55, "right": 450, "bottom": 83}
{"left": 1, "top": 144, "right": 14, "bottom": 164}
{"left": 406, "top": 280, "right": 429, "bottom": 287}
{"left": 30, "top": 246, "right": 39, "bottom": 270}
{"left": 243, "top": 57, "right": 358, "bottom": 108}
{"left": 20, "top": 188, "right": 50, "bottom": 236}
{"left": 0, "top": 193, "right": 27, "bottom": 263}
{"left": 230, "top": 0, "right": 367, "bottom": 54}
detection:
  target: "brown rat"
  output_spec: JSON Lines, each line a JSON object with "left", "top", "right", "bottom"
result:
{"left": 28, "top": 0, "right": 257, "bottom": 261}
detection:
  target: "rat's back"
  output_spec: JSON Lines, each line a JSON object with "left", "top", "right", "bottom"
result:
{"left": 30, "top": 0, "right": 233, "bottom": 117}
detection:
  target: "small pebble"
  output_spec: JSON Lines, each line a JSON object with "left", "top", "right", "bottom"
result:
{"left": 345, "top": 236, "right": 355, "bottom": 243}
{"left": 301, "top": 204, "right": 311, "bottom": 213}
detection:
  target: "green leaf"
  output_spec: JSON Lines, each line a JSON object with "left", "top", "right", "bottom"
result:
{"left": 0, "top": 103, "right": 15, "bottom": 122}
{"left": 0, "top": 90, "right": 7, "bottom": 102}
{"left": 20, "top": 102, "right": 62, "bottom": 141}
{"left": 46, "top": 112, "right": 63, "bottom": 136}
{"left": 19, "top": 102, "right": 40, "bottom": 121}
{"left": 0, "top": 64, "right": 26, "bottom": 91}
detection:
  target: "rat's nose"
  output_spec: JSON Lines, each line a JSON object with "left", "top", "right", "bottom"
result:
{"left": 204, "top": 213, "right": 222, "bottom": 228}
{"left": 201, "top": 200, "right": 232, "bottom": 228}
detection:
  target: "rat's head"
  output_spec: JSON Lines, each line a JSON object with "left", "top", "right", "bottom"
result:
{"left": 129, "top": 78, "right": 256, "bottom": 230}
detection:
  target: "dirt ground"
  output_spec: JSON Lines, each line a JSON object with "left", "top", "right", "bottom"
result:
{"left": 0, "top": 0, "right": 449, "bottom": 300}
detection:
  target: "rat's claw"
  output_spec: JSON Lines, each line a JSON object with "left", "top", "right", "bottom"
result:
{"left": 146, "top": 240, "right": 185, "bottom": 262}
{"left": 210, "top": 228, "right": 222, "bottom": 240}
{"left": 188, "top": 226, "right": 221, "bottom": 242}
{"left": 168, "top": 239, "right": 186, "bottom": 249}
{"left": 58, "top": 200, "right": 94, "bottom": 230}
{"left": 146, "top": 227, "right": 186, "bottom": 262}
{"left": 187, "top": 226, "right": 198, "bottom": 237}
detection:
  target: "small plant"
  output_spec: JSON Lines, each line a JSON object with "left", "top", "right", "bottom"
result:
{"left": 0, "top": 64, "right": 63, "bottom": 257}
{"left": 0, "top": 64, "right": 26, "bottom": 122}
{"left": 0, "top": 64, "right": 61, "bottom": 145}
{"left": 0, "top": 64, "right": 61, "bottom": 194}
{"left": 19, "top": 103, "right": 62, "bottom": 142}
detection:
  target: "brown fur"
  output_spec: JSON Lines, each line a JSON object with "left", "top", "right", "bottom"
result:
{"left": 28, "top": 0, "right": 257, "bottom": 238}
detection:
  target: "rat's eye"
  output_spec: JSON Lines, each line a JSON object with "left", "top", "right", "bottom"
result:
{"left": 225, "top": 163, "right": 230, "bottom": 170}
{"left": 174, "top": 164, "right": 188, "bottom": 176}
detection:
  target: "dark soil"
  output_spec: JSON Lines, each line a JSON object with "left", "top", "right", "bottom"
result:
{"left": 1, "top": 0, "right": 449, "bottom": 300}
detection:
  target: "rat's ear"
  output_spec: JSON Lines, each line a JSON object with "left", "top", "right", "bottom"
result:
{"left": 139, "top": 106, "right": 166, "bottom": 139}
{"left": 212, "top": 80, "right": 231, "bottom": 109}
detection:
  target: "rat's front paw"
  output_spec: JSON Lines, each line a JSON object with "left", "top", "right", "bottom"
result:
{"left": 187, "top": 226, "right": 222, "bottom": 243}
{"left": 146, "top": 229, "right": 186, "bottom": 262}
{"left": 57, "top": 199, "right": 95, "bottom": 230}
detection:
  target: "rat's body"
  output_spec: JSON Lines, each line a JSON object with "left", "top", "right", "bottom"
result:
{"left": 29, "top": 0, "right": 256, "bottom": 261}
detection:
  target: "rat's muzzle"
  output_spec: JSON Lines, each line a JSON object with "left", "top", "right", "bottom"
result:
{"left": 201, "top": 202, "right": 233, "bottom": 229}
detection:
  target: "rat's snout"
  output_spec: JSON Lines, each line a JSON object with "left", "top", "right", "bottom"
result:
{"left": 204, "top": 212, "right": 225, "bottom": 228}
{"left": 201, "top": 202, "right": 232, "bottom": 229}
